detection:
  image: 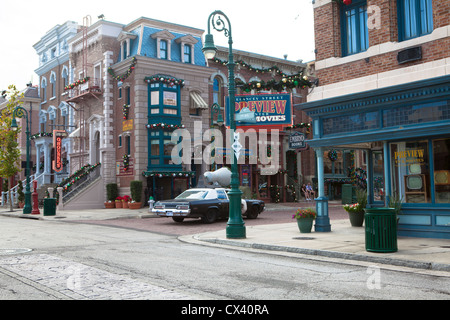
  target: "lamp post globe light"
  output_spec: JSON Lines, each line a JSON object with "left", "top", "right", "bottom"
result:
{"left": 11, "top": 107, "right": 32, "bottom": 214}
{"left": 203, "top": 10, "right": 246, "bottom": 239}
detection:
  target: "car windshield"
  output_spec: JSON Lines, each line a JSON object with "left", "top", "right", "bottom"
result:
{"left": 175, "top": 190, "right": 208, "bottom": 199}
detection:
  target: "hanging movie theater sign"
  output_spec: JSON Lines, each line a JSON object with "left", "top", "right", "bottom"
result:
{"left": 225, "top": 93, "right": 293, "bottom": 130}
{"left": 53, "top": 130, "right": 67, "bottom": 172}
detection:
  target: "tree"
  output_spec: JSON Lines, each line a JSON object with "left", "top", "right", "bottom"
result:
{"left": 0, "top": 85, "right": 23, "bottom": 211}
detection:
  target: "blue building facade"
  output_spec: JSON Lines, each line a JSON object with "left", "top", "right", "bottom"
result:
{"left": 299, "top": 75, "right": 450, "bottom": 238}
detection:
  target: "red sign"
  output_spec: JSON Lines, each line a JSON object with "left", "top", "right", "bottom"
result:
{"left": 53, "top": 130, "right": 66, "bottom": 172}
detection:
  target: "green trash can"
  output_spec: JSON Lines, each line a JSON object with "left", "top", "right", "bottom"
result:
{"left": 364, "top": 207, "right": 397, "bottom": 253}
{"left": 43, "top": 198, "right": 56, "bottom": 216}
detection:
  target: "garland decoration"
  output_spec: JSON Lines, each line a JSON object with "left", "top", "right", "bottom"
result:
{"left": 144, "top": 75, "right": 185, "bottom": 88}
{"left": 122, "top": 104, "right": 130, "bottom": 120}
{"left": 108, "top": 57, "right": 137, "bottom": 81}
{"left": 64, "top": 77, "right": 90, "bottom": 91}
{"left": 31, "top": 132, "right": 53, "bottom": 140}
{"left": 123, "top": 154, "right": 130, "bottom": 171}
{"left": 236, "top": 76, "right": 311, "bottom": 93}
{"left": 146, "top": 123, "right": 185, "bottom": 130}
{"left": 328, "top": 149, "right": 338, "bottom": 161}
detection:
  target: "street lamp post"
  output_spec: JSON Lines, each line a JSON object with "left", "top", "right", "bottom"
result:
{"left": 11, "top": 107, "right": 32, "bottom": 214}
{"left": 203, "top": 10, "right": 246, "bottom": 238}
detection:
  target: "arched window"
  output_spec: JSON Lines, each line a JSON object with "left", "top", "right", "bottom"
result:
{"left": 50, "top": 72, "right": 56, "bottom": 98}
{"left": 41, "top": 77, "right": 47, "bottom": 101}
{"left": 213, "top": 76, "right": 223, "bottom": 106}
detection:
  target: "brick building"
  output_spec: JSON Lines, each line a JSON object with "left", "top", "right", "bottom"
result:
{"left": 206, "top": 47, "right": 314, "bottom": 202}
{"left": 299, "top": 0, "right": 450, "bottom": 237}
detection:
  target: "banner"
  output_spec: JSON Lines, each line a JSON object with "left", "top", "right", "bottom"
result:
{"left": 225, "top": 93, "right": 292, "bottom": 130}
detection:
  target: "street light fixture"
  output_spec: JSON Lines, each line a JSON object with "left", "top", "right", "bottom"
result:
{"left": 11, "top": 106, "right": 32, "bottom": 214}
{"left": 211, "top": 103, "right": 224, "bottom": 127}
{"left": 204, "top": 10, "right": 246, "bottom": 239}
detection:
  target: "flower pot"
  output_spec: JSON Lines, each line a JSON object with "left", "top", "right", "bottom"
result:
{"left": 115, "top": 201, "right": 123, "bottom": 208}
{"left": 348, "top": 211, "right": 364, "bottom": 227}
{"left": 122, "top": 201, "right": 129, "bottom": 208}
{"left": 128, "top": 202, "right": 142, "bottom": 209}
{"left": 104, "top": 202, "right": 115, "bottom": 209}
{"left": 297, "top": 218, "right": 314, "bottom": 233}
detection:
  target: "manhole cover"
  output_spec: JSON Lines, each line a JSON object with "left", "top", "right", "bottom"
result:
{"left": 0, "top": 248, "right": 32, "bottom": 255}
{"left": 292, "top": 237, "right": 315, "bottom": 240}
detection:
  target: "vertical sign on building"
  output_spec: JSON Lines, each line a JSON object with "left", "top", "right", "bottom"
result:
{"left": 53, "top": 130, "right": 67, "bottom": 172}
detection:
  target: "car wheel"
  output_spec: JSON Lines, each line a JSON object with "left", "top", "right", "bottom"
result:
{"left": 201, "top": 209, "right": 218, "bottom": 224}
{"left": 246, "top": 205, "right": 259, "bottom": 219}
{"left": 172, "top": 216, "right": 184, "bottom": 223}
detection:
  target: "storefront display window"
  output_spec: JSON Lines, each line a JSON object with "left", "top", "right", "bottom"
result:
{"left": 433, "top": 138, "right": 450, "bottom": 203}
{"left": 391, "top": 140, "right": 430, "bottom": 203}
{"left": 390, "top": 138, "right": 450, "bottom": 204}
{"left": 372, "top": 151, "right": 384, "bottom": 202}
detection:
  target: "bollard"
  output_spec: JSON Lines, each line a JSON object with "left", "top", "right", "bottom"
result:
{"left": 31, "top": 180, "right": 40, "bottom": 215}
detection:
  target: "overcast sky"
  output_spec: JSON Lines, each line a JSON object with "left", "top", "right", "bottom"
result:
{"left": 0, "top": 0, "right": 315, "bottom": 91}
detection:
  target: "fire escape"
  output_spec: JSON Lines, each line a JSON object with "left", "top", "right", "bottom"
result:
{"left": 66, "top": 15, "right": 102, "bottom": 104}
{"left": 64, "top": 15, "right": 102, "bottom": 170}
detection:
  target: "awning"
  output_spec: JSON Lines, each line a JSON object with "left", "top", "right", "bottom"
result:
{"left": 69, "top": 127, "right": 80, "bottom": 138}
{"left": 190, "top": 91, "right": 208, "bottom": 109}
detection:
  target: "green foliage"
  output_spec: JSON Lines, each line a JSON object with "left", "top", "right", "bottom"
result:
{"left": 388, "top": 193, "right": 403, "bottom": 215}
{"left": 0, "top": 85, "right": 23, "bottom": 180}
{"left": 130, "top": 180, "right": 143, "bottom": 202}
{"left": 106, "top": 183, "right": 118, "bottom": 202}
{"left": 355, "top": 188, "right": 367, "bottom": 209}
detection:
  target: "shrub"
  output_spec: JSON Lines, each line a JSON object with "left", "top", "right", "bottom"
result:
{"left": 106, "top": 183, "right": 118, "bottom": 202}
{"left": 130, "top": 180, "right": 143, "bottom": 202}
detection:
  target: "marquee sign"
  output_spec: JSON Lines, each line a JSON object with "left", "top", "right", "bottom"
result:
{"left": 225, "top": 93, "right": 293, "bottom": 130}
{"left": 52, "top": 130, "right": 67, "bottom": 172}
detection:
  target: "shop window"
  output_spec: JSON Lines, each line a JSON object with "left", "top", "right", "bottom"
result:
{"left": 390, "top": 140, "right": 430, "bottom": 203}
{"left": 341, "top": 0, "right": 369, "bottom": 56}
{"left": 372, "top": 151, "right": 385, "bottom": 202}
{"left": 433, "top": 138, "right": 450, "bottom": 203}
{"left": 398, "top": 0, "right": 433, "bottom": 41}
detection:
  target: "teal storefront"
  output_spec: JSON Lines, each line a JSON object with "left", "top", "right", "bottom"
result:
{"left": 298, "top": 75, "right": 450, "bottom": 239}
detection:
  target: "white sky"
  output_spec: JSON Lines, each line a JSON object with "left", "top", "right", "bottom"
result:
{"left": 0, "top": 0, "right": 315, "bottom": 91}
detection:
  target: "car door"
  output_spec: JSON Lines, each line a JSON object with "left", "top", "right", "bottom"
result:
{"left": 216, "top": 189, "right": 229, "bottom": 217}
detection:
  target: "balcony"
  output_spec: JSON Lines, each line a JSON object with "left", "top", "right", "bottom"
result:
{"left": 65, "top": 78, "right": 102, "bottom": 103}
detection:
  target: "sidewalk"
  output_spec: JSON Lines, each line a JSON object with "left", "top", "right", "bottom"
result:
{"left": 1, "top": 203, "right": 450, "bottom": 273}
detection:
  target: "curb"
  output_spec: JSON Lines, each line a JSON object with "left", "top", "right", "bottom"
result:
{"left": 189, "top": 236, "right": 450, "bottom": 272}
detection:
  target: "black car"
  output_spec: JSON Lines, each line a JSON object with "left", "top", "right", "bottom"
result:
{"left": 151, "top": 188, "right": 265, "bottom": 223}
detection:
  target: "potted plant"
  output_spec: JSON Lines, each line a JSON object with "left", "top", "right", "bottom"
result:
{"left": 17, "top": 180, "right": 25, "bottom": 208}
{"left": 343, "top": 188, "right": 366, "bottom": 227}
{"left": 292, "top": 208, "right": 316, "bottom": 233}
{"left": 105, "top": 183, "right": 118, "bottom": 209}
{"left": 115, "top": 196, "right": 123, "bottom": 208}
{"left": 122, "top": 195, "right": 131, "bottom": 208}
{"left": 129, "top": 180, "right": 143, "bottom": 209}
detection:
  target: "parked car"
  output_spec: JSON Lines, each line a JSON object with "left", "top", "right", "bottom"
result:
{"left": 151, "top": 188, "right": 265, "bottom": 223}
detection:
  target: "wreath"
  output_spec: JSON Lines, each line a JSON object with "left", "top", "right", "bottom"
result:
{"left": 328, "top": 150, "right": 338, "bottom": 161}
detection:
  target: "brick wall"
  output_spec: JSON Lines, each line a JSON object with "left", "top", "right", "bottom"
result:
{"left": 314, "top": 0, "right": 449, "bottom": 86}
